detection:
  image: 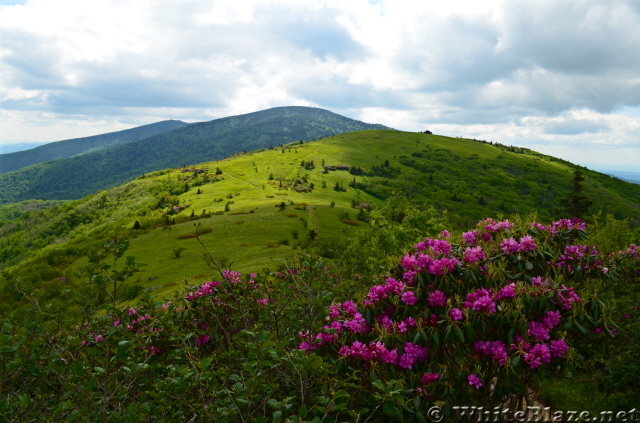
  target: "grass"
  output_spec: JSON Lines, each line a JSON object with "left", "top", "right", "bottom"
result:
{"left": 5, "top": 129, "right": 640, "bottom": 302}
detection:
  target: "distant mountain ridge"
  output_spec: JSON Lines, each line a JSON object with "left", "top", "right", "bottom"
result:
{"left": 0, "top": 106, "right": 391, "bottom": 204}
{"left": 0, "top": 142, "right": 51, "bottom": 154}
{"left": 0, "top": 120, "right": 189, "bottom": 174}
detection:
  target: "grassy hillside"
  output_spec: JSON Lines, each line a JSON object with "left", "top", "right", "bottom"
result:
{"left": 0, "top": 120, "right": 188, "bottom": 174}
{"left": 0, "top": 106, "right": 390, "bottom": 204}
{"left": 1, "top": 129, "right": 639, "bottom": 308}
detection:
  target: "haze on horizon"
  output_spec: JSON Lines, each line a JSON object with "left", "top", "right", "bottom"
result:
{"left": 1, "top": 0, "right": 639, "bottom": 171}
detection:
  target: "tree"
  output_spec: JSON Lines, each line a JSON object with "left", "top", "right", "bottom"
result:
{"left": 132, "top": 220, "right": 141, "bottom": 230}
{"left": 557, "top": 170, "right": 593, "bottom": 220}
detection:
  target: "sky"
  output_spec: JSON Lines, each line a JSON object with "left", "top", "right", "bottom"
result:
{"left": 1, "top": 0, "right": 639, "bottom": 171}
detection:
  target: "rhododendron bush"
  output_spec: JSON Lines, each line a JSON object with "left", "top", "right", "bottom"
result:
{"left": 303, "top": 218, "right": 638, "bottom": 416}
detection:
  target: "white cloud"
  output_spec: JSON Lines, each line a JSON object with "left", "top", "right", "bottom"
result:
{"left": 0, "top": 0, "right": 639, "bottom": 167}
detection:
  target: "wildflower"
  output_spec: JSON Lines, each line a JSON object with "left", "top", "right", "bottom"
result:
{"left": 94, "top": 335, "right": 104, "bottom": 343}
{"left": 256, "top": 298, "right": 269, "bottom": 306}
{"left": 427, "top": 290, "right": 447, "bottom": 307}
{"left": 500, "top": 238, "right": 520, "bottom": 255}
{"left": 528, "top": 321, "right": 550, "bottom": 341}
{"left": 524, "top": 343, "right": 551, "bottom": 369}
{"left": 196, "top": 334, "right": 211, "bottom": 347}
{"left": 421, "top": 373, "right": 440, "bottom": 384}
{"left": 463, "top": 246, "right": 486, "bottom": 264}
{"left": 128, "top": 308, "right": 137, "bottom": 316}
{"left": 549, "top": 339, "right": 569, "bottom": 357}
{"left": 495, "top": 283, "right": 516, "bottom": 301}
{"left": 518, "top": 235, "right": 537, "bottom": 252}
{"left": 401, "top": 291, "right": 418, "bottom": 305}
{"left": 397, "top": 343, "right": 429, "bottom": 369}
{"left": 450, "top": 308, "right": 464, "bottom": 321}
{"left": 468, "top": 374, "right": 483, "bottom": 389}
{"left": 542, "top": 310, "right": 562, "bottom": 330}
{"left": 462, "top": 231, "right": 478, "bottom": 245}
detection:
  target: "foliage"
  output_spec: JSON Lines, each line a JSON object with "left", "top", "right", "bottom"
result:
{"left": 0, "top": 215, "right": 638, "bottom": 421}
{"left": 303, "top": 218, "right": 638, "bottom": 419}
{"left": 557, "top": 170, "right": 594, "bottom": 220}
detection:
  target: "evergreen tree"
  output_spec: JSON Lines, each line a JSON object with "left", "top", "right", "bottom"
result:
{"left": 557, "top": 170, "right": 594, "bottom": 219}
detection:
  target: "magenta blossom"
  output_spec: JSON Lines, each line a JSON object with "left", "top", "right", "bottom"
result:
{"left": 468, "top": 374, "right": 483, "bottom": 389}
{"left": 421, "top": 373, "right": 440, "bottom": 384}
{"left": 401, "top": 291, "right": 418, "bottom": 305}
{"left": 427, "top": 290, "right": 447, "bottom": 307}
{"left": 450, "top": 308, "right": 464, "bottom": 321}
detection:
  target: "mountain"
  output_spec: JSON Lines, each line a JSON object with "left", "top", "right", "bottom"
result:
{"left": 0, "top": 142, "right": 51, "bottom": 154}
{"left": 0, "top": 107, "right": 390, "bottom": 204}
{"left": 1, "top": 129, "right": 638, "bottom": 286}
{"left": 0, "top": 120, "right": 189, "bottom": 174}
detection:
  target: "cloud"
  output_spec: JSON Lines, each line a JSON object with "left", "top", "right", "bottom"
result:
{"left": 0, "top": 0, "right": 639, "bottom": 167}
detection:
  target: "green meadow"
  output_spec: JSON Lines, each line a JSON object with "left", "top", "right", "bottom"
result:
{"left": 2, "top": 129, "right": 639, "bottom": 305}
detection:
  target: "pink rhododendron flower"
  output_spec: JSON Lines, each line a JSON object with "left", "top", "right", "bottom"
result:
{"left": 397, "top": 343, "right": 429, "bottom": 369}
{"left": 518, "top": 235, "right": 537, "bottom": 252}
{"left": 500, "top": 238, "right": 520, "bottom": 255}
{"left": 549, "top": 339, "right": 569, "bottom": 357}
{"left": 542, "top": 311, "right": 562, "bottom": 330}
{"left": 128, "top": 308, "right": 137, "bottom": 316}
{"left": 463, "top": 246, "right": 486, "bottom": 264}
{"left": 468, "top": 374, "right": 483, "bottom": 389}
{"left": 195, "top": 334, "right": 211, "bottom": 347}
{"left": 342, "top": 300, "right": 358, "bottom": 316}
{"left": 475, "top": 340, "right": 508, "bottom": 366}
{"left": 421, "top": 373, "right": 440, "bottom": 384}
{"left": 462, "top": 231, "right": 478, "bottom": 245}
{"left": 464, "top": 289, "right": 496, "bottom": 313}
{"left": 450, "top": 308, "right": 464, "bottom": 321}
{"left": 528, "top": 321, "right": 550, "bottom": 341}
{"left": 401, "top": 291, "right": 418, "bottom": 305}
{"left": 495, "top": 283, "right": 516, "bottom": 301}
{"left": 427, "top": 290, "right": 447, "bottom": 307}
{"left": 343, "top": 312, "right": 370, "bottom": 334}
{"left": 524, "top": 343, "right": 551, "bottom": 369}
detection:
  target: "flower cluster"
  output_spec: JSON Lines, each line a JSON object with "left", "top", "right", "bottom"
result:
{"left": 308, "top": 217, "right": 618, "bottom": 399}
{"left": 499, "top": 235, "right": 537, "bottom": 255}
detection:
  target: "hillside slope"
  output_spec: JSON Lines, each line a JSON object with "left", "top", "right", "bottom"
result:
{"left": 0, "top": 107, "right": 390, "bottom": 204}
{"left": 1, "top": 130, "right": 639, "bottom": 305}
{"left": 0, "top": 120, "right": 188, "bottom": 174}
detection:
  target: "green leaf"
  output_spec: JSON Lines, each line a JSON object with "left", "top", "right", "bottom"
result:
{"left": 267, "top": 399, "right": 281, "bottom": 410}
{"left": 307, "top": 354, "right": 323, "bottom": 369}
{"left": 573, "top": 321, "right": 588, "bottom": 335}
{"left": 201, "top": 357, "right": 213, "bottom": 370}
{"left": 454, "top": 326, "right": 465, "bottom": 343}
{"left": 299, "top": 405, "right": 308, "bottom": 418}
{"left": 431, "top": 331, "right": 440, "bottom": 347}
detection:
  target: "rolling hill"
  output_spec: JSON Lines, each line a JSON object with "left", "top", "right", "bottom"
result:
{"left": 1, "top": 129, "right": 639, "bottom": 309}
{"left": 0, "top": 119, "right": 188, "bottom": 174}
{"left": 0, "top": 107, "right": 391, "bottom": 204}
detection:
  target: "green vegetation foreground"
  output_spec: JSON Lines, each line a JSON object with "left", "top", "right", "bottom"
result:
{"left": 1, "top": 210, "right": 638, "bottom": 422}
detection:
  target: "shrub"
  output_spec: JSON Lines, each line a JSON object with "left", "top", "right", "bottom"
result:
{"left": 172, "top": 247, "right": 186, "bottom": 258}
{"left": 303, "top": 217, "right": 638, "bottom": 418}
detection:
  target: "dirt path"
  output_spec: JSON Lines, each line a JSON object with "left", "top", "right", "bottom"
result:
{"left": 306, "top": 205, "right": 319, "bottom": 231}
{"left": 222, "top": 172, "right": 262, "bottom": 189}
